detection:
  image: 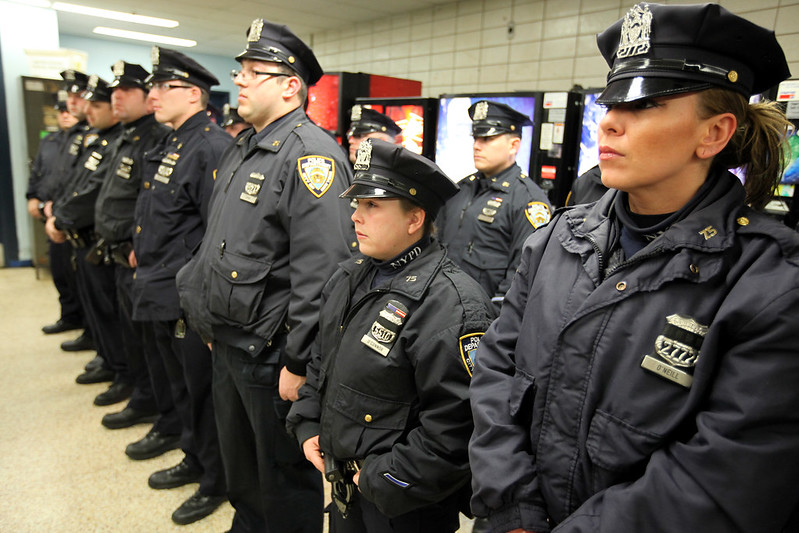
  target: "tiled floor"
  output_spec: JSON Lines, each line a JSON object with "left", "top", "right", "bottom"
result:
{"left": 0, "top": 267, "right": 475, "bottom": 532}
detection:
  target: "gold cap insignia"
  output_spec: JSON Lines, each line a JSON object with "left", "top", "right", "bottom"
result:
{"left": 248, "top": 19, "right": 264, "bottom": 42}
{"left": 617, "top": 3, "right": 653, "bottom": 59}
{"left": 474, "top": 101, "right": 489, "bottom": 121}
{"left": 727, "top": 70, "right": 738, "bottom": 83}
{"left": 354, "top": 138, "right": 372, "bottom": 171}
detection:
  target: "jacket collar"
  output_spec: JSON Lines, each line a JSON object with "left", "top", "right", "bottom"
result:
{"left": 338, "top": 240, "right": 447, "bottom": 302}
{"left": 236, "top": 106, "right": 307, "bottom": 155}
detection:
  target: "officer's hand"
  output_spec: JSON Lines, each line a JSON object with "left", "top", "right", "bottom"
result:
{"left": 302, "top": 435, "right": 325, "bottom": 473}
{"left": 44, "top": 201, "right": 53, "bottom": 218}
{"left": 27, "top": 198, "right": 41, "bottom": 219}
{"left": 128, "top": 249, "right": 137, "bottom": 268}
{"left": 352, "top": 470, "right": 360, "bottom": 487}
{"left": 45, "top": 217, "right": 66, "bottom": 243}
{"left": 279, "top": 366, "right": 306, "bottom": 401}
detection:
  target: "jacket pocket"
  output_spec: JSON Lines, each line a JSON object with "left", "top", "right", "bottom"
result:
{"left": 461, "top": 249, "right": 506, "bottom": 293}
{"left": 330, "top": 384, "right": 411, "bottom": 458}
{"left": 207, "top": 250, "right": 271, "bottom": 326}
{"left": 585, "top": 409, "right": 664, "bottom": 493}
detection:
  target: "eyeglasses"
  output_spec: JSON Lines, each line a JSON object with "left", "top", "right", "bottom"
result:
{"left": 230, "top": 69, "right": 291, "bottom": 82}
{"left": 147, "top": 82, "right": 194, "bottom": 91}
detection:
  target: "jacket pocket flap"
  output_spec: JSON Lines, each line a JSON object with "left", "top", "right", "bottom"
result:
{"left": 333, "top": 384, "right": 410, "bottom": 431}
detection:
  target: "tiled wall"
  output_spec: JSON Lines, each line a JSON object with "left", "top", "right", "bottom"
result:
{"left": 311, "top": 0, "right": 799, "bottom": 97}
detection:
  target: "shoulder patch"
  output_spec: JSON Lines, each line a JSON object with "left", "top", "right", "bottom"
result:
{"left": 459, "top": 333, "right": 484, "bottom": 377}
{"left": 525, "top": 201, "right": 551, "bottom": 228}
{"left": 297, "top": 155, "right": 335, "bottom": 198}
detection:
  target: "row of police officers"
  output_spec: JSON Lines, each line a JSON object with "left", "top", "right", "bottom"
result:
{"left": 25, "top": 17, "right": 551, "bottom": 531}
{"left": 29, "top": 3, "right": 798, "bottom": 531}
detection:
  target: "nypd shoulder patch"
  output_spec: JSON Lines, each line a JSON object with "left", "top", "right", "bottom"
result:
{"left": 459, "top": 333, "right": 484, "bottom": 377}
{"left": 297, "top": 155, "right": 335, "bottom": 198}
{"left": 525, "top": 201, "right": 551, "bottom": 228}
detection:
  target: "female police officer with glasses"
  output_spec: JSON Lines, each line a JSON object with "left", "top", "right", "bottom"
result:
{"left": 288, "top": 139, "right": 496, "bottom": 532}
{"left": 468, "top": 3, "right": 799, "bottom": 532}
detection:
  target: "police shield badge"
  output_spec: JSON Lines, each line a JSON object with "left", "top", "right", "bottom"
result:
{"left": 298, "top": 156, "right": 335, "bottom": 198}
{"left": 525, "top": 201, "right": 551, "bottom": 228}
{"left": 459, "top": 333, "right": 484, "bottom": 377}
{"left": 641, "top": 314, "right": 708, "bottom": 388}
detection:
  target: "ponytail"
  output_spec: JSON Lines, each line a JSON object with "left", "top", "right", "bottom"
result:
{"left": 698, "top": 88, "right": 792, "bottom": 209}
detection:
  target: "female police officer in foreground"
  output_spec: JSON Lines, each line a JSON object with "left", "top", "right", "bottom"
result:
{"left": 287, "top": 139, "right": 496, "bottom": 532}
{"left": 469, "top": 3, "right": 799, "bottom": 532}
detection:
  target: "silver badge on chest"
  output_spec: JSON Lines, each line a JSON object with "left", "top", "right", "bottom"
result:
{"left": 361, "top": 300, "right": 409, "bottom": 357}
{"left": 641, "top": 314, "right": 708, "bottom": 388}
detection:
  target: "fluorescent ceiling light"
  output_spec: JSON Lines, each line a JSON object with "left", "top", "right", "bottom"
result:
{"left": 8, "top": 0, "right": 52, "bottom": 7}
{"left": 54, "top": 2, "right": 178, "bottom": 28}
{"left": 93, "top": 27, "right": 196, "bottom": 48}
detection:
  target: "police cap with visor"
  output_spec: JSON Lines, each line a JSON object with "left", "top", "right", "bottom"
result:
{"left": 347, "top": 105, "right": 402, "bottom": 138}
{"left": 596, "top": 2, "right": 791, "bottom": 104}
{"left": 54, "top": 89, "right": 68, "bottom": 111}
{"left": 83, "top": 75, "right": 112, "bottom": 102}
{"left": 469, "top": 100, "right": 533, "bottom": 137}
{"left": 60, "top": 69, "right": 88, "bottom": 94}
{"left": 108, "top": 60, "right": 150, "bottom": 90}
{"left": 147, "top": 46, "right": 220, "bottom": 92}
{"left": 236, "top": 19, "right": 323, "bottom": 86}
{"left": 222, "top": 103, "right": 246, "bottom": 128}
{"left": 341, "top": 139, "right": 458, "bottom": 220}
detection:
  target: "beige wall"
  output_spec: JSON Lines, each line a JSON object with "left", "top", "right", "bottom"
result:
{"left": 312, "top": 0, "right": 799, "bottom": 97}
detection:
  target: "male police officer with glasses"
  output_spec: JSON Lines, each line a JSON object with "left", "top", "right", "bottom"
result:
{"left": 131, "top": 47, "right": 231, "bottom": 526}
{"left": 178, "top": 18, "right": 355, "bottom": 533}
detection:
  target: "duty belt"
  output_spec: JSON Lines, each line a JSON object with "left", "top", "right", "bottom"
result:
{"left": 324, "top": 456, "right": 362, "bottom": 519}
{"left": 65, "top": 228, "right": 96, "bottom": 249}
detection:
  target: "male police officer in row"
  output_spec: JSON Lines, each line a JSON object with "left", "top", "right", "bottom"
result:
{"left": 438, "top": 100, "right": 551, "bottom": 308}
{"left": 177, "top": 19, "right": 355, "bottom": 533}
{"left": 93, "top": 61, "right": 175, "bottom": 428}
{"left": 39, "top": 70, "right": 94, "bottom": 349}
{"left": 45, "top": 76, "right": 125, "bottom": 391}
{"left": 130, "top": 46, "right": 231, "bottom": 525}
{"left": 345, "top": 105, "right": 402, "bottom": 165}
{"left": 221, "top": 103, "right": 251, "bottom": 137}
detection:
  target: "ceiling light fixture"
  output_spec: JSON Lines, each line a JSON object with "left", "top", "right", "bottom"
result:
{"left": 93, "top": 27, "right": 196, "bottom": 47}
{"left": 54, "top": 2, "right": 179, "bottom": 28}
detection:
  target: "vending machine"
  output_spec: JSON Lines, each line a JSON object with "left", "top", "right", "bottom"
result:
{"left": 435, "top": 91, "right": 541, "bottom": 182}
{"left": 306, "top": 72, "right": 422, "bottom": 144}
{"left": 353, "top": 97, "right": 438, "bottom": 160}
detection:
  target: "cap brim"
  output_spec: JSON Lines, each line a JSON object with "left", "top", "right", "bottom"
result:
{"left": 596, "top": 76, "right": 713, "bottom": 104}
{"left": 339, "top": 182, "right": 403, "bottom": 200}
{"left": 472, "top": 125, "right": 510, "bottom": 137}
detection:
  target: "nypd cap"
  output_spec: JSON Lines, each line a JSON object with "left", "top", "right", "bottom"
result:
{"left": 347, "top": 105, "right": 402, "bottom": 138}
{"left": 222, "top": 103, "right": 247, "bottom": 127}
{"left": 54, "top": 90, "right": 68, "bottom": 111}
{"left": 469, "top": 100, "right": 532, "bottom": 137}
{"left": 60, "top": 69, "right": 88, "bottom": 94}
{"left": 341, "top": 139, "right": 458, "bottom": 220}
{"left": 236, "top": 19, "right": 323, "bottom": 86}
{"left": 83, "top": 75, "right": 112, "bottom": 102}
{"left": 108, "top": 60, "right": 150, "bottom": 89}
{"left": 596, "top": 3, "right": 790, "bottom": 104}
{"left": 147, "top": 46, "right": 220, "bottom": 92}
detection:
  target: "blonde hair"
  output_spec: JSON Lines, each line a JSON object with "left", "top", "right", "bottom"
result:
{"left": 698, "top": 88, "right": 792, "bottom": 209}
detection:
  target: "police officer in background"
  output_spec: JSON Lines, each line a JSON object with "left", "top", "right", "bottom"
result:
{"left": 345, "top": 105, "right": 402, "bottom": 164}
{"left": 221, "top": 103, "right": 251, "bottom": 137}
{"left": 438, "top": 101, "right": 551, "bottom": 309}
{"left": 565, "top": 164, "right": 608, "bottom": 206}
{"left": 94, "top": 61, "right": 175, "bottom": 428}
{"left": 45, "top": 75, "right": 124, "bottom": 390}
{"left": 130, "top": 47, "right": 231, "bottom": 526}
{"left": 39, "top": 71, "right": 93, "bottom": 346}
{"left": 287, "top": 139, "right": 496, "bottom": 533}
{"left": 27, "top": 90, "right": 77, "bottom": 223}
{"left": 177, "top": 19, "right": 355, "bottom": 533}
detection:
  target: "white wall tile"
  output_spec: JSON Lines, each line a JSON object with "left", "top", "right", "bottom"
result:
{"left": 457, "top": 12, "right": 484, "bottom": 33}
{"left": 481, "top": 44, "right": 511, "bottom": 65}
{"left": 510, "top": 40, "right": 542, "bottom": 62}
{"left": 544, "top": 0, "right": 581, "bottom": 19}
{"left": 432, "top": 34, "right": 457, "bottom": 53}
{"left": 540, "top": 36, "right": 577, "bottom": 60}
{"left": 512, "top": 21, "right": 543, "bottom": 42}
{"left": 579, "top": 9, "right": 622, "bottom": 35}
{"left": 484, "top": 6, "right": 515, "bottom": 28}
{"left": 454, "top": 48, "right": 480, "bottom": 68}
{"left": 543, "top": 15, "right": 580, "bottom": 39}
{"left": 513, "top": 0, "right": 546, "bottom": 23}
{"left": 483, "top": 26, "right": 513, "bottom": 47}
{"left": 507, "top": 61, "right": 539, "bottom": 82}
{"left": 457, "top": 0, "right": 485, "bottom": 17}
{"left": 455, "top": 30, "right": 483, "bottom": 51}
{"left": 539, "top": 58, "right": 574, "bottom": 80}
